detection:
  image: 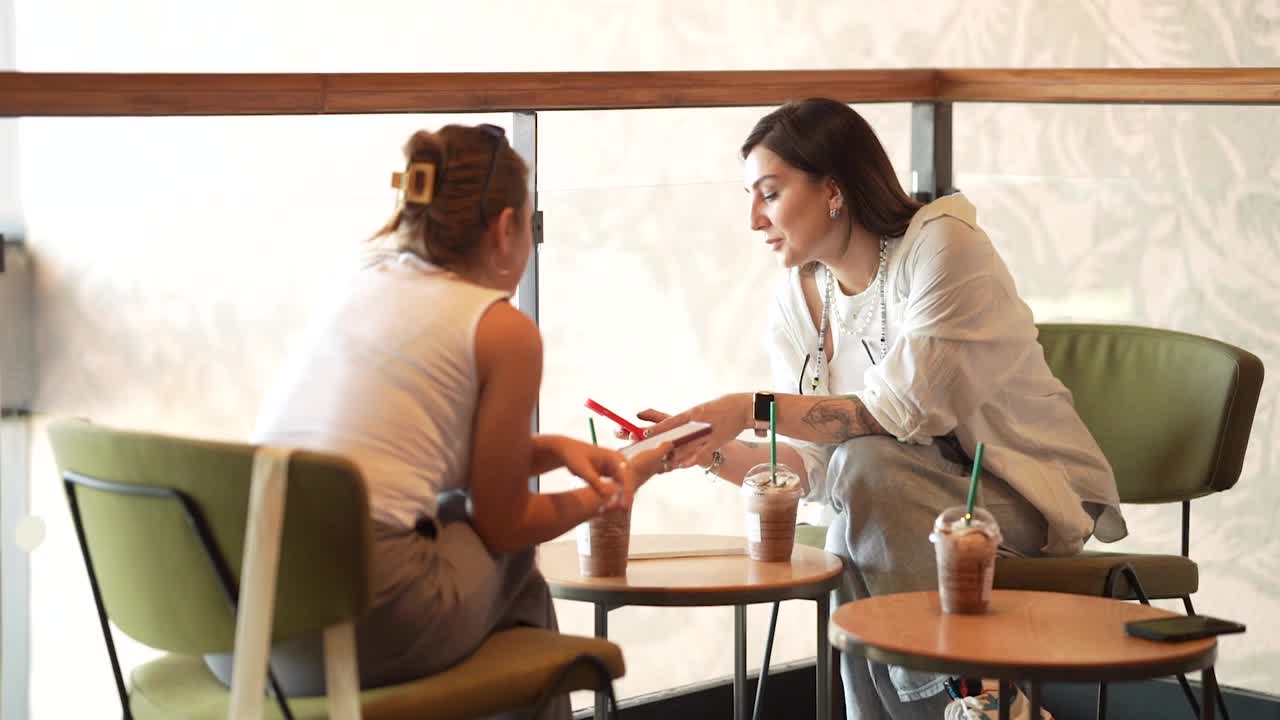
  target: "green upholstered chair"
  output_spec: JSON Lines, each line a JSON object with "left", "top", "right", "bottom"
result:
{"left": 994, "top": 323, "right": 1263, "bottom": 719}
{"left": 49, "top": 418, "right": 625, "bottom": 720}
{"left": 995, "top": 323, "right": 1264, "bottom": 603}
{"left": 756, "top": 324, "right": 1263, "bottom": 720}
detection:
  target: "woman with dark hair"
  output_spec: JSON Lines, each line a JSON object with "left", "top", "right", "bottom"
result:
{"left": 639, "top": 99, "right": 1127, "bottom": 719}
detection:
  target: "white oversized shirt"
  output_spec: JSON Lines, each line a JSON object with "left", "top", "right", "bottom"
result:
{"left": 768, "top": 194, "right": 1127, "bottom": 555}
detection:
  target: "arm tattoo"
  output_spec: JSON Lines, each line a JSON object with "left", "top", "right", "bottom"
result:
{"left": 800, "top": 397, "right": 887, "bottom": 442}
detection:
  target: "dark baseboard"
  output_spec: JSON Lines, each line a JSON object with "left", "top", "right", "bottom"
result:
{"left": 1043, "top": 678, "right": 1280, "bottom": 720}
{"left": 578, "top": 661, "right": 1280, "bottom": 720}
{"left": 575, "top": 659, "right": 829, "bottom": 720}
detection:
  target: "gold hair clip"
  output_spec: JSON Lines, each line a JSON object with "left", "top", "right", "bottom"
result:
{"left": 390, "top": 162, "right": 436, "bottom": 205}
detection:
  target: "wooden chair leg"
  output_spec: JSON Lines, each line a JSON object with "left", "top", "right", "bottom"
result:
{"left": 323, "top": 622, "right": 361, "bottom": 720}
{"left": 228, "top": 448, "right": 291, "bottom": 720}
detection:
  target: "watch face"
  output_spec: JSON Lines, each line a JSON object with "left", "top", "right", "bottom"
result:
{"left": 753, "top": 392, "right": 776, "bottom": 421}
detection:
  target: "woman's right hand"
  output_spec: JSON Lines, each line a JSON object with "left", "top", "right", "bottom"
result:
{"left": 618, "top": 409, "right": 718, "bottom": 469}
{"left": 613, "top": 408, "right": 670, "bottom": 440}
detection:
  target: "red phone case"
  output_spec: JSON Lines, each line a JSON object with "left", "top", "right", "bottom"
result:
{"left": 585, "top": 398, "right": 646, "bottom": 440}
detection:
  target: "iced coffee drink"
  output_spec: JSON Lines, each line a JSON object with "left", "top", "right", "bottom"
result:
{"left": 576, "top": 507, "right": 632, "bottom": 577}
{"left": 929, "top": 506, "right": 1002, "bottom": 614}
{"left": 741, "top": 463, "right": 803, "bottom": 562}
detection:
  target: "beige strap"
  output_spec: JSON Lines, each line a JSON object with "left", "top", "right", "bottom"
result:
{"left": 323, "top": 622, "right": 361, "bottom": 719}
{"left": 226, "top": 446, "right": 291, "bottom": 720}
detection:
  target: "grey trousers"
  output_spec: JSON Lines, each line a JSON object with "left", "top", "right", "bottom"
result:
{"left": 206, "top": 519, "right": 570, "bottom": 720}
{"left": 823, "top": 436, "right": 1048, "bottom": 720}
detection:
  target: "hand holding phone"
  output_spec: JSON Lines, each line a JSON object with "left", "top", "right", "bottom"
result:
{"left": 619, "top": 421, "right": 712, "bottom": 459}
{"left": 585, "top": 398, "right": 646, "bottom": 441}
{"left": 1124, "top": 614, "right": 1246, "bottom": 642}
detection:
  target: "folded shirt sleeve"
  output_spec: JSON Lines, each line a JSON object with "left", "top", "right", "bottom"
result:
{"left": 855, "top": 217, "right": 1036, "bottom": 443}
{"left": 766, "top": 282, "right": 837, "bottom": 503}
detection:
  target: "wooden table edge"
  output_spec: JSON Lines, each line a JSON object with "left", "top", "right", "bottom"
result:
{"left": 827, "top": 590, "right": 1221, "bottom": 684}
{"left": 549, "top": 573, "right": 842, "bottom": 607}
{"left": 828, "top": 628, "right": 1218, "bottom": 683}
{"left": 541, "top": 535, "right": 844, "bottom": 607}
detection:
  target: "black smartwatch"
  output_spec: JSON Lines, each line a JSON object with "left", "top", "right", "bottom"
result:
{"left": 753, "top": 391, "right": 776, "bottom": 437}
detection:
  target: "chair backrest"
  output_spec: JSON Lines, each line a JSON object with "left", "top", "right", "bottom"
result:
{"left": 1036, "top": 323, "right": 1264, "bottom": 504}
{"left": 48, "top": 417, "right": 373, "bottom": 656}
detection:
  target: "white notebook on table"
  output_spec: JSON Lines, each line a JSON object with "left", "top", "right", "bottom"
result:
{"left": 627, "top": 535, "right": 746, "bottom": 560}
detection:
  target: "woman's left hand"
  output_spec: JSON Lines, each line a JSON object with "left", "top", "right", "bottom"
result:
{"left": 640, "top": 393, "right": 752, "bottom": 468}
{"left": 545, "top": 435, "right": 675, "bottom": 511}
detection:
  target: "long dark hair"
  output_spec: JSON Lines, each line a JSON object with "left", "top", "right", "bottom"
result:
{"left": 742, "top": 98, "right": 920, "bottom": 266}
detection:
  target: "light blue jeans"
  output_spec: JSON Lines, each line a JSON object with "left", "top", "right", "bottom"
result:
{"left": 823, "top": 436, "right": 1048, "bottom": 720}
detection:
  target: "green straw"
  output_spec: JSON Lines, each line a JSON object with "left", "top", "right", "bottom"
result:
{"left": 964, "top": 441, "right": 985, "bottom": 525}
{"left": 769, "top": 400, "right": 777, "bottom": 484}
{"left": 588, "top": 417, "right": 598, "bottom": 446}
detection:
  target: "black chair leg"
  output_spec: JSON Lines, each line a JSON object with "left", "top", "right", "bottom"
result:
{"left": 1176, "top": 673, "right": 1203, "bottom": 719}
{"left": 529, "top": 654, "right": 620, "bottom": 720}
{"left": 753, "top": 601, "right": 781, "bottom": 720}
{"left": 998, "top": 680, "right": 1013, "bottom": 720}
{"left": 1213, "top": 676, "right": 1232, "bottom": 720}
{"left": 1181, "top": 596, "right": 1233, "bottom": 720}
{"left": 1203, "top": 667, "right": 1223, "bottom": 720}
{"left": 267, "top": 666, "right": 295, "bottom": 720}
{"left": 1104, "top": 565, "right": 1207, "bottom": 719}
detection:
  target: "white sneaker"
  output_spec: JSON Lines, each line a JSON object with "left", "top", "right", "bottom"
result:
{"left": 943, "top": 685, "right": 1054, "bottom": 720}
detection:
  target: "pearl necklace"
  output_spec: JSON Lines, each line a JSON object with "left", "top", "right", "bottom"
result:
{"left": 810, "top": 235, "right": 888, "bottom": 393}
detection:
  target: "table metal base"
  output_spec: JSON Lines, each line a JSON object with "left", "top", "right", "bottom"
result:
{"left": 590, "top": 597, "right": 831, "bottom": 720}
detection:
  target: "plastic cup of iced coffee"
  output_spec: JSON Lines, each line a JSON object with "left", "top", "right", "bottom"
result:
{"left": 576, "top": 507, "right": 632, "bottom": 577}
{"left": 741, "top": 463, "right": 803, "bottom": 562}
{"left": 929, "top": 506, "right": 1002, "bottom": 614}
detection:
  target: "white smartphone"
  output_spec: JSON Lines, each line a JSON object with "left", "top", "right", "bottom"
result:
{"left": 619, "top": 421, "right": 713, "bottom": 459}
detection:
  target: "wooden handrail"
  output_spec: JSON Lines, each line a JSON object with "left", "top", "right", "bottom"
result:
{"left": 1, "top": 68, "right": 1277, "bottom": 117}
{"left": 323, "top": 70, "right": 936, "bottom": 114}
{"left": 936, "top": 68, "right": 1280, "bottom": 104}
{"left": 0, "top": 70, "right": 935, "bottom": 117}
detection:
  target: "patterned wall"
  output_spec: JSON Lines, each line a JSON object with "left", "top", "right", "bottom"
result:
{"left": 11, "top": 0, "right": 1279, "bottom": 715}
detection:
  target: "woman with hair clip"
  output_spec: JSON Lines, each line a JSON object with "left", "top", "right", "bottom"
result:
{"left": 205, "top": 124, "right": 675, "bottom": 719}
{"left": 636, "top": 99, "right": 1127, "bottom": 719}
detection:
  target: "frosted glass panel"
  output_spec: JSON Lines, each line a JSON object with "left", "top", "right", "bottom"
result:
{"left": 18, "top": 112, "right": 510, "bottom": 720}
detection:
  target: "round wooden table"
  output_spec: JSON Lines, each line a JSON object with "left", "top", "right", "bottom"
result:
{"left": 829, "top": 590, "right": 1222, "bottom": 720}
{"left": 540, "top": 534, "right": 844, "bottom": 720}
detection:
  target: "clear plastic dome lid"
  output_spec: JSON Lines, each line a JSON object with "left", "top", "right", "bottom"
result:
{"left": 741, "top": 462, "right": 802, "bottom": 496}
{"left": 929, "top": 506, "right": 1002, "bottom": 543}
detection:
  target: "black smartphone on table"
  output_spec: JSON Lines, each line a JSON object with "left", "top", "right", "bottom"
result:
{"left": 1124, "top": 614, "right": 1245, "bottom": 642}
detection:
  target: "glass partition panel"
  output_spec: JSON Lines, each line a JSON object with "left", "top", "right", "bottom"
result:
{"left": 954, "top": 103, "right": 1280, "bottom": 694}
{"left": 538, "top": 178, "right": 826, "bottom": 707}
{"left": 17, "top": 112, "right": 510, "bottom": 719}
